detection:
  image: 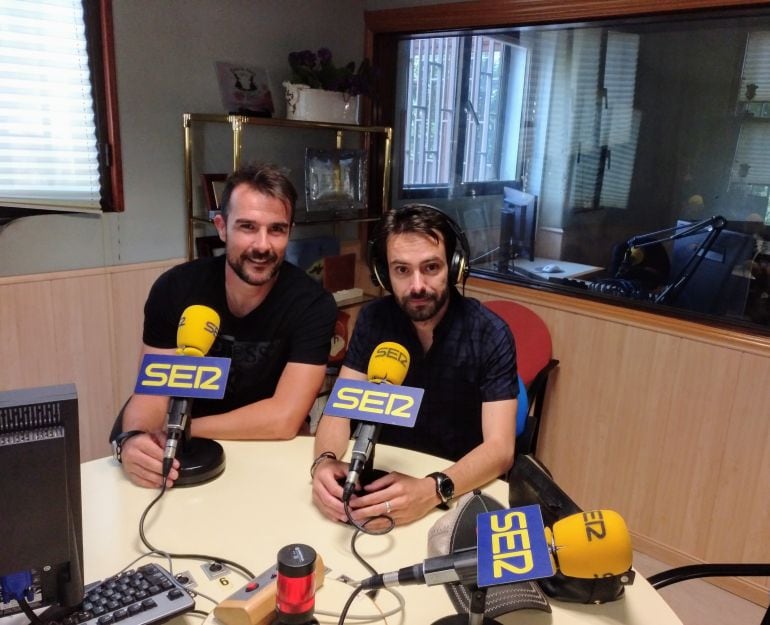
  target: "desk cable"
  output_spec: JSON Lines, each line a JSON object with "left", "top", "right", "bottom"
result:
{"left": 138, "top": 483, "right": 255, "bottom": 581}
{"left": 343, "top": 498, "right": 395, "bottom": 536}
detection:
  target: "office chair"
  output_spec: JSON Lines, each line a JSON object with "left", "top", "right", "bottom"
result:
{"left": 648, "top": 564, "right": 770, "bottom": 625}
{"left": 483, "top": 300, "right": 559, "bottom": 457}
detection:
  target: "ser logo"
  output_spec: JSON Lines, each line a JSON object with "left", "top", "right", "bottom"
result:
{"left": 179, "top": 316, "right": 219, "bottom": 337}
{"left": 134, "top": 354, "right": 231, "bottom": 399}
{"left": 373, "top": 345, "right": 408, "bottom": 367}
{"left": 476, "top": 504, "right": 554, "bottom": 587}
{"left": 324, "top": 379, "right": 423, "bottom": 427}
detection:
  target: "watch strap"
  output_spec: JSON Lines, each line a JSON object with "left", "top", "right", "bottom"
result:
{"left": 112, "top": 429, "right": 145, "bottom": 463}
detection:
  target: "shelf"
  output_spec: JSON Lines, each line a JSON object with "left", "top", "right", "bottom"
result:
{"left": 183, "top": 112, "right": 392, "bottom": 260}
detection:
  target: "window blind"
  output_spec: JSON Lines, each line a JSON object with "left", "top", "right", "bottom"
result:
{"left": 0, "top": 0, "right": 101, "bottom": 213}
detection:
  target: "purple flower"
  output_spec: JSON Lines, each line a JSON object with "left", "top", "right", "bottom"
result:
{"left": 288, "top": 48, "right": 375, "bottom": 97}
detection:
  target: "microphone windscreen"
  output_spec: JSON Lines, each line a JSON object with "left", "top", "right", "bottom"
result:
{"left": 367, "top": 342, "right": 410, "bottom": 384}
{"left": 550, "top": 510, "right": 632, "bottom": 578}
{"left": 177, "top": 305, "right": 220, "bottom": 357}
{"left": 628, "top": 246, "right": 644, "bottom": 266}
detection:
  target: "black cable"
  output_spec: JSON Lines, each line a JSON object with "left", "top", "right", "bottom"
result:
{"left": 350, "top": 529, "right": 378, "bottom": 577}
{"left": 18, "top": 597, "right": 44, "bottom": 625}
{"left": 343, "top": 497, "right": 395, "bottom": 536}
{"left": 138, "top": 482, "right": 255, "bottom": 579}
{"left": 337, "top": 583, "right": 366, "bottom": 625}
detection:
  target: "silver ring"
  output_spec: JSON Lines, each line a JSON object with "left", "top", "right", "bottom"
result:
{"left": 384, "top": 500, "right": 392, "bottom": 514}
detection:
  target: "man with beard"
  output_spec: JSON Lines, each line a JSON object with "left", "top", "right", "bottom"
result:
{"left": 114, "top": 163, "right": 336, "bottom": 488}
{"left": 311, "top": 204, "right": 518, "bottom": 527}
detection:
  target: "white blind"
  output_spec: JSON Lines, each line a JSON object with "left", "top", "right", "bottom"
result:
{"left": 740, "top": 31, "right": 770, "bottom": 101}
{"left": 0, "top": 0, "right": 101, "bottom": 212}
{"left": 734, "top": 123, "right": 770, "bottom": 185}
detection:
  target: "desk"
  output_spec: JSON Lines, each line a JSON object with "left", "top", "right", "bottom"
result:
{"left": 514, "top": 257, "right": 603, "bottom": 280}
{"left": 75, "top": 439, "right": 680, "bottom": 625}
{"left": 475, "top": 258, "right": 603, "bottom": 281}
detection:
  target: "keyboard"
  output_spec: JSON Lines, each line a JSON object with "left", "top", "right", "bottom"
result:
{"left": 58, "top": 564, "right": 194, "bottom": 625}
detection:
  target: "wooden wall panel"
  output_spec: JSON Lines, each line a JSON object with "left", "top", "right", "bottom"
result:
{"left": 467, "top": 279, "right": 770, "bottom": 605}
{"left": 0, "top": 260, "right": 179, "bottom": 462}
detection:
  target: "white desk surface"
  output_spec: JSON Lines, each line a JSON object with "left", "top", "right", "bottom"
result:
{"left": 77, "top": 438, "right": 681, "bottom": 625}
{"left": 515, "top": 257, "right": 603, "bottom": 280}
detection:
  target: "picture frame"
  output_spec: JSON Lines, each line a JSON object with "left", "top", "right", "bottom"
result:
{"left": 304, "top": 148, "right": 368, "bottom": 215}
{"left": 202, "top": 173, "right": 227, "bottom": 219}
{"left": 214, "top": 61, "right": 275, "bottom": 117}
{"left": 195, "top": 235, "right": 225, "bottom": 258}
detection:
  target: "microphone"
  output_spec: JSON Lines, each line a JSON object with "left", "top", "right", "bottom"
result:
{"left": 162, "top": 305, "right": 221, "bottom": 480}
{"left": 342, "top": 341, "right": 410, "bottom": 502}
{"left": 359, "top": 509, "right": 633, "bottom": 590}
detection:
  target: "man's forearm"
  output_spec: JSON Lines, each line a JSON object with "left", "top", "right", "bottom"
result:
{"left": 313, "top": 415, "right": 352, "bottom": 459}
{"left": 121, "top": 393, "right": 170, "bottom": 433}
{"left": 440, "top": 438, "right": 514, "bottom": 500}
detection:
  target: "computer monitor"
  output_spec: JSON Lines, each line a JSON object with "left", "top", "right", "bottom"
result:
{"left": 498, "top": 186, "right": 537, "bottom": 269}
{"left": 667, "top": 220, "right": 755, "bottom": 314}
{"left": 0, "top": 384, "right": 84, "bottom": 620}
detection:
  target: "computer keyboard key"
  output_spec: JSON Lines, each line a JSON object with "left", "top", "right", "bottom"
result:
{"left": 73, "top": 564, "right": 194, "bottom": 625}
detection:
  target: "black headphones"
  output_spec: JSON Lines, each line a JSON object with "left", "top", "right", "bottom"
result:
{"left": 367, "top": 204, "right": 470, "bottom": 293}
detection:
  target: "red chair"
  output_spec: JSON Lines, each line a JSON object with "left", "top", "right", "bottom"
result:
{"left": 483, "top": 299, "right": 559, "bottom": 457}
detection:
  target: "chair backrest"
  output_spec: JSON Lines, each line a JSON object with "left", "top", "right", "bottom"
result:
{"left": 483, "top": 300, "right": 552, "bottom": 387}
{"left": 483, "top": 299, "right": 558, "bottom": 457}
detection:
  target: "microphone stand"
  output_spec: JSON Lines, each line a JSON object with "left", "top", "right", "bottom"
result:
{"left": 432, "top": 585, "right": 502, "bottom": 625}
{"left": 621, "top": 215, "right": 727, "bottom": 305}
{"left": 174, "top": 411, "right": 226, "bottom": 486}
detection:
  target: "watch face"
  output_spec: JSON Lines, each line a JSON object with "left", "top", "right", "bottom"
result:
{"left": 438, "top": 475, "right": 454, "bottom": 500}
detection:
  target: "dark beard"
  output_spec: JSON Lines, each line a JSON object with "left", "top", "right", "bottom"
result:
{"left": 398, "top": 287, "right": 449, "bottom": 322}
{"left": 227, "top": 250, "right": 281, "bottom": 286}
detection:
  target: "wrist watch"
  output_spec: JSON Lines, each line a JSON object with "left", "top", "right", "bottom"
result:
{"left": 111, "top": 430, "right": 145, "bottom": 463}
{"left": 427, "top": 471, "right": 455, "bottom": 509}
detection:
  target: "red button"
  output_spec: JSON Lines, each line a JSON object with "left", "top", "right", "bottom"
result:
{"left": 245, "top": 582, "right": 259, "bottom": 592}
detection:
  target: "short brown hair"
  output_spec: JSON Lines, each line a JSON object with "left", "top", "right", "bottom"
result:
{"left": 219, "top": 162, "right": 297, "bottom": 223}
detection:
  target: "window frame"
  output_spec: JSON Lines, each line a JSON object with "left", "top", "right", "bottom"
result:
{"left": 0, "top": 0, "right": 123, "bottom": 220}
{"left": 398, "top": 33, "right": 521, "bottom": 200}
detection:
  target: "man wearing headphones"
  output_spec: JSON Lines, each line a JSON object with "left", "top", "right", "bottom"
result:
{"left": 311, "top": 204, "right": 519, "bottom": 528}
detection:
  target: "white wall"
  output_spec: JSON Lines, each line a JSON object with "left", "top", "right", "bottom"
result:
{"left": 0, "top": 0, "right": 367, "bottom": 277}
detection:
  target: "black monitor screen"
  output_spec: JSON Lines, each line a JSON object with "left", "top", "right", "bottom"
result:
{"left": 668, "top": 220, "right": 755, "bottom": 315}
{"left": 499, "top": 186, "right": 538, "bottom": 267}
{"left": 0, "top": 384, "right": 83, "bottom": 619}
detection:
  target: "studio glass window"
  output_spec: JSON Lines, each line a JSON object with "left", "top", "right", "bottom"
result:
{"left": 0, "top": 0, "right": 121, "bottom": 216}
{"left": 385, "top": 10, "right": 770, "bottom": 336}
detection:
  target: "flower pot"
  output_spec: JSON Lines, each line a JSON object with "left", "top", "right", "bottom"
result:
{"left": 283, "top": 82, "right": 360, "bottom": 125}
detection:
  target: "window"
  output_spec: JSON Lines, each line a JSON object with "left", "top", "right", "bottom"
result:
{"left": 0, "top": 0, "right": 122, "bottom": 216}
{"left": 731, "top": 31, "right": 770, "bottom": 215}
{"left": 380, "top": 8, "right": 770, "bottom": 335}
{"left": 400, "top": 35, "right": 525, "bottom": 197}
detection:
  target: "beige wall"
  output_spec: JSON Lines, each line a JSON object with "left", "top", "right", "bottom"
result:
{"left": 0, "top": 260, "right": 178, "bottom": 459}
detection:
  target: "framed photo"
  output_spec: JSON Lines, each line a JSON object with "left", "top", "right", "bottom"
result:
{"left": 202, "top": 173, "right": 227, "bottom": 219}
{"left": 195, "top": 235, "right": 225, "bottom": 258}
{"left": 215, "top": 61, "right": 274, "bottom": 117}
{"left": 304, "top": 148, "right": 368, "bottom": 215}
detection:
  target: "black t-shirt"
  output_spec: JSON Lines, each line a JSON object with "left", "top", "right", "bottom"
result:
{"left": 343, "top": 289, "right": 518, "bottom": 461}
{"left": 143, "top": 256, "right": 337, "bottom": 416}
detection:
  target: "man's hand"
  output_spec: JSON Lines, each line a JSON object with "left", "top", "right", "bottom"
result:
{"left": 347, "top": 472, "right": 439, "bottom": 530}
{"left": 120, "top": 431, "right": 179, "bottom": 489}
{"left": 311, "top": 458, "right": 351, "bottom": 523}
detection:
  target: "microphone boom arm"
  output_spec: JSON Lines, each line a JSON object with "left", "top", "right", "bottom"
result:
{"left": 621, "top": 215, "right": 727, "bottom": 305}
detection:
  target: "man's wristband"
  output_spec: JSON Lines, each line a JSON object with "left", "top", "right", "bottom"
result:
{"left": 111, "top": 430, "right": 145, "bottom": 463}
{"left": 310, "top": 451, "right": 337, "bottom": 478}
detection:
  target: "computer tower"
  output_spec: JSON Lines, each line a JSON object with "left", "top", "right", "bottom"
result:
{"left": 0, "top": 384, "right": 84, "bottom": 616}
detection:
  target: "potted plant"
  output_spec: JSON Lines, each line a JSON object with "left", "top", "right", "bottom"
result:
{"left": 284, "top": 48, "right": 373, "bottom": 124}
